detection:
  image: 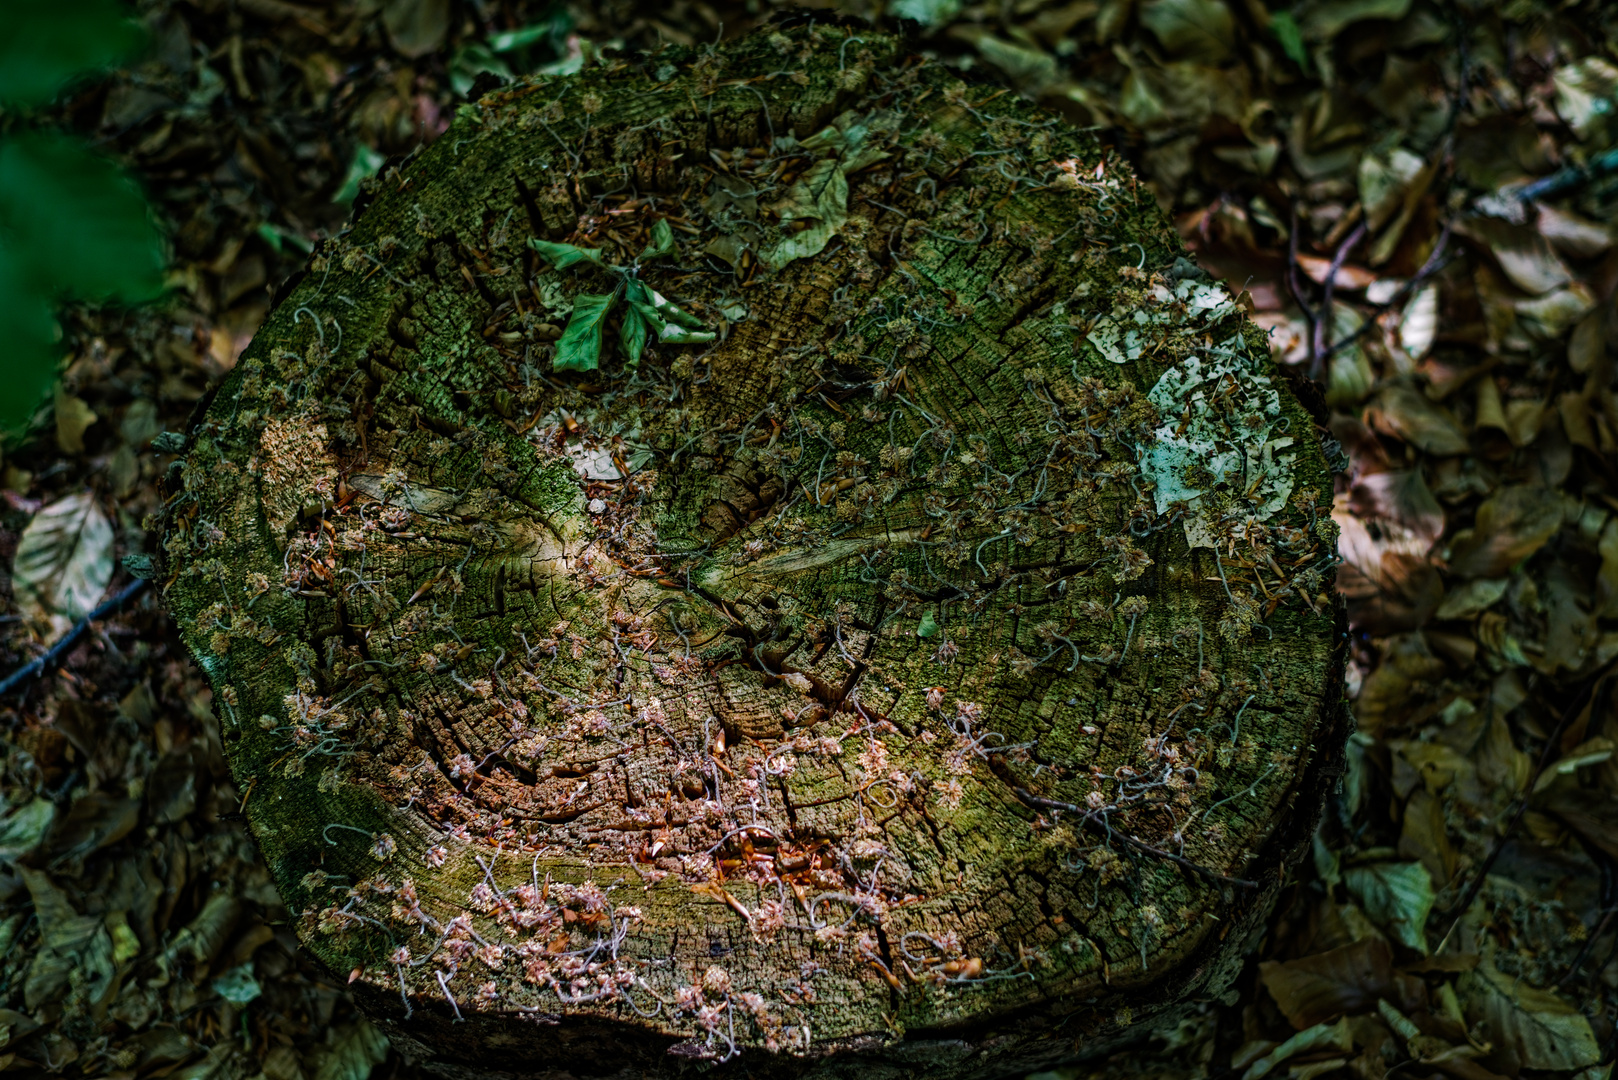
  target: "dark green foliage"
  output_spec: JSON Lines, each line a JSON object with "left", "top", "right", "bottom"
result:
{"left": 0, "top": 0, "right": 164, "bottom": 434}
{"left": 0, "top": 0, "right": 145, "bottom": 108}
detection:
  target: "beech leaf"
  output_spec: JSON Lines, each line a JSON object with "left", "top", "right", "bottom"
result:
{"left": 0, "top": 131, "right": 166, "bottom": 303}
{"left": 529, "top": 238, "right": 606, "bottom": 270}
{"left": 1343, "top": 860, "right": 1433, "bottom": 952}
{"left": 1461, "top": 956, "right": 1600, "bottom": 1073}
{"left": 639, "top": 218, "right": 677, "bottom": 261}
{"left": 11, "top": 491, "right": 115, "bottom": 626}
{"left": 760, "top": 160, "right": 848, "bottom": 271}
{"left": 619, "top": 305, "right": 648, "bottom": 367}
{"left": 553, "top": 292, "right": 615, "bottom": 373}
{"left": 1447, "top": 484, "right": 1570, "bottom": 578}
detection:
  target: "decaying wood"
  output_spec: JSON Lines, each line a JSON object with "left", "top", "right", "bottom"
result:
{"left": 160, "top": 17, "right": 1346, "bottom": 1078}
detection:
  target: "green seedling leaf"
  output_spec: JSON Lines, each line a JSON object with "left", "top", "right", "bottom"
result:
{"left": 0, "top": 131, "right": 165, "bottom": 302}
{"left": 628, "top": 300, "right": 716, "bottom": 345}
{"left": 917, "top": 611, "right": 941, "bottom": 638}
{"left": 626, "top": 279, "right": 715, "bottom": 344}
{"left": 554, "top": 292, "right": 615, "bottom": 373}
{"left": 619, "top": 305, "right": 648, "bottom": 367}
{"left": 489, "top": 23, "right": 553, "bottom": 52}
{"left": 0, "top": 0, "right": 146, "bottom": 109}
{"left": 1268, "top": 11, "right": 1310, "bottom": 72}
{"left": 530, "top": 237, "right": 606, "bottom": 270}
{"left": 655, "top": 324, "right": 718, "bottom": 345}
{"left": 640, "top": 285, "right": 705, "bottom": 328}
{"left": 640, "top": 218, "right": 677, "bottom": 260}
{"left": 256, "top": 221, "right": 313, "bottom": 255}
{"left": 333, "top": 142, "right": 385, "bottom": 204}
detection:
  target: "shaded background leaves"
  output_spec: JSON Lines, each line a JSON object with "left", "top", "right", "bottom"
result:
{"left": 0, "top": 0, "right": 1616, "bottom": 1078}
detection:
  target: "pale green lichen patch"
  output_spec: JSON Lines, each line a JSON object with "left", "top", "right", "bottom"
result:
{"left": 1087, "top": 278, "right": 1239, "bottom": 366}
{"left": 1139, "top": 331, "right": 1297, "bottom": 549}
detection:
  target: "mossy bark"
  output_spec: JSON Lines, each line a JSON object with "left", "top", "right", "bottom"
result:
{"left": 160, "top": 17, "right": 1346, "bottom": 1079}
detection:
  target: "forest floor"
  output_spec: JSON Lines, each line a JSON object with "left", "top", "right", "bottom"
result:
{"left": 0, "top": 0, "right": 1615, "bottom": 1078}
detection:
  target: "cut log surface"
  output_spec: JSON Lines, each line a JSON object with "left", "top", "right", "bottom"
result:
{"left": 161, "top": 19, "right": 1346, "bottom": 1079}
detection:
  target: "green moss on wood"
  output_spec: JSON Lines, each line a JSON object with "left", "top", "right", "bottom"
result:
{"left": 160, "top": 19, "right": 1344, "bottom": 1079}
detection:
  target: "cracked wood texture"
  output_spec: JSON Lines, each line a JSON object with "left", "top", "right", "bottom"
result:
{"left": 160, "top": 18, "right": 1346, "bottom": 1080}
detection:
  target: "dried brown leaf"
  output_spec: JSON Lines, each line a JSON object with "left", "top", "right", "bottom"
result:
{"left": 1461, "top": 218, "right": 1573, "bottom": 296}
{"left": 1460, "top": 955, "right": 1600, "bottom": 1074}
{"left": 1258, "top": 938, "right": 1424, "bottom": 1030}
{"left": 1447, "top": 485, "right": 1571, "bottom": 578}
{"left": 1368, "top": 384, "right": 1470, "bottom": 456}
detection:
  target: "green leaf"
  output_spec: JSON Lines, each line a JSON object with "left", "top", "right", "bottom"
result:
{"left": 529, "top": 237, "right": 606, "bottom": 270}
{"left": 628, "top": 300, "right": 716, "bottom": 345}
{"left": 1268, "top": 11, "right": 1310, "bottom": 72}
{"left": 554, "top": 292, "right": 615, "bottom": 373}
{"left": 0, "top": 0, "right": 146, "bottom": 109}
{"left": 654, "top": 323, "right": 717, "bottom": 345}
{"left": 490, "top": 11, "right": 570, "bottom": 53}
{"left": 619, "top": 305, "right": 648, "bottom": 367}
{"left": 333, "top": 142, "right": 385, "bottom": 204}
{"left": 640, "top": 217, "right": 677, "bottom": 261}
{"left": 640, "top": 285, "right": 705, "bottom": 329}
{"left": 0, "top": 131, "right": 165, "bottom": 303}
{"left": 1343, "top": 860, "right": 1433, "bottom": 953}
{"left": 625, "top": 281, "right": 715, "bottom": 345}
{"left": 0, "top": 247, "right": 61, "bottom": 434}
{"left": 917, "top": 611, "right": 941, "bottom": 638}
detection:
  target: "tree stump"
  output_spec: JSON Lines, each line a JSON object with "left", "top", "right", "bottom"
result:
{"left": 160, "top": 18, "right": 1346, "bottom": 1079}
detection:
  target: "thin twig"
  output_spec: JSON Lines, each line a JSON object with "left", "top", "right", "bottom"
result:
{"left": 1514, "top": 145, "right": 1618, "bottom": 205}
{"left": 1310, "top": 221, "right": 1366, "bottom": 381}
{"left": 1325, "top": 220, "right": 1455, "bottom": 359}
{"left": 1012, "top": 787, "right": 1260, "bottom": 891}
{"left": 1286, "top": 202, "right": 1319, "bottom": 375}
{"left": 1560, "top": 844, "right": 1617, "bottom": 987}
{"left": 0, "top": 578, "right": 150, "bottom": 698}
{"left": 1435, "top": 670, "right": 1613, "bottom": 954}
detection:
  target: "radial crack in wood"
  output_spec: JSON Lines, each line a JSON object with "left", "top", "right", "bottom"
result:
{"left": 160, "top": 18, "right": 1347, "bottom": 1079}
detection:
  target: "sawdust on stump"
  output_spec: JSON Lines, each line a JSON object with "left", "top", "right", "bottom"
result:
{"left": 160, "top": 19, "right": 1346, "bottom": 1079}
